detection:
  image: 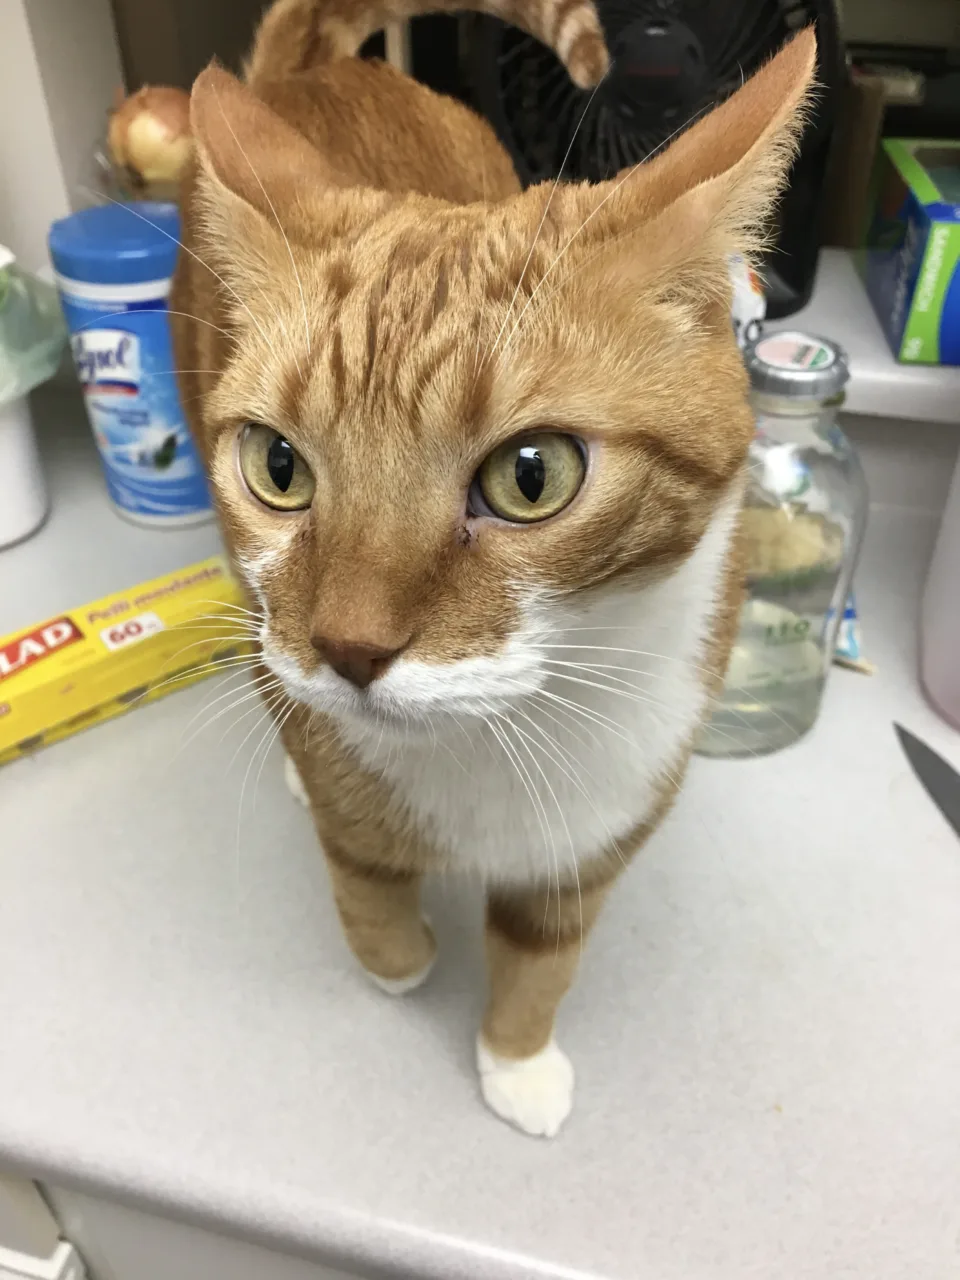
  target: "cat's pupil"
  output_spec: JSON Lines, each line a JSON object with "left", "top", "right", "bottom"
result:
{"left": 267, "top": 435, "right": 295, "bottom": 492}
{"left": 515, "top": 447, "right": 545, "bottom": 504}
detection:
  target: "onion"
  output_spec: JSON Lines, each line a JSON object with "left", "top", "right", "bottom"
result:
{"left": 108, "top": 85, "right": 192, "bottom": 184}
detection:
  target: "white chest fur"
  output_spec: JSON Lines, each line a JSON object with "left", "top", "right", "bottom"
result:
{"left": 340, "top": 490, "right": 741, "bottom": 884}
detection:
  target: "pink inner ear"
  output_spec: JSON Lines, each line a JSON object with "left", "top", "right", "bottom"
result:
{"left": 190, "top": 62, "right": 333, "bottom": 217}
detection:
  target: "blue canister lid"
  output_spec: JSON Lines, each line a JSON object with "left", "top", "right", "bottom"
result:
{"left": 49, "top": 202, "right": 181, "bottom": 286}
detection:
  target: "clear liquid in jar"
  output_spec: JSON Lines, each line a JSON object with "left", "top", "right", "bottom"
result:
{"left": 698, "top": 597, "right": 827, "bottom": 757}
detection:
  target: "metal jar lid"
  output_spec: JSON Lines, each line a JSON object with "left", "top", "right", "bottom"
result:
{"left": 744, "top": 331, "right": 850, "bottom": 400}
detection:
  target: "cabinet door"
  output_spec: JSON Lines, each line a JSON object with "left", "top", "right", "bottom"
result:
{"left": 45, "top": 1187, "right": 366, "bottom": 1280}
{"left": 109, "top": 0, "right": 265, "bottom": 89}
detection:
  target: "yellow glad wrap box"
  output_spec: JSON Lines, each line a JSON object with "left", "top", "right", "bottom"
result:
{"left": 0, "top": 556, "right": 255, "bottom": 766}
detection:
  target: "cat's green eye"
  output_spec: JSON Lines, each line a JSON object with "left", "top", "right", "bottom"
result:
{"left": 239, "top": 424, "right": 315, "bottom": 511}
{"left": 477, "top": 432, "right": 585, "bottom": 524}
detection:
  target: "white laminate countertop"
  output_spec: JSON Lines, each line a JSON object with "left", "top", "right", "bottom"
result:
{"left": 1, "top": 390, "right": 960, "bottom": 1280}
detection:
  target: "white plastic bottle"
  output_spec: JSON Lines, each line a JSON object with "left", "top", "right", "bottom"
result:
{"left": 921, "top": 452, "right": 960, "bottom": 729}
{"left": 0, "top": 396, "right": 48, "bottom": 547}
{"left": 0, "top": 246, "right": 64, "bottom": 547}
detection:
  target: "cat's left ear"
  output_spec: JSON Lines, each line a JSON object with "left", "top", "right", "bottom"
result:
{"left": 190, "top": 62, "right": 337, "bottom": 220}
{"left": 528, "top": 28, "right": 818, "bottom": 300}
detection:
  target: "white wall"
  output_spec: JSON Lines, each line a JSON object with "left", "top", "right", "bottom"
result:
{"left": 0, "top": 0, "right": 122, "bottom": 272}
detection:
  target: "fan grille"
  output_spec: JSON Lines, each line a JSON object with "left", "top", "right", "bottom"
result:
{"left": 494, "top": 0, "right": 819, "bottom": 184}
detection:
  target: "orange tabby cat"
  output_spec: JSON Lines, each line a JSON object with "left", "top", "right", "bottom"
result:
{"left": 171, "top": 0, "right": 815, "bottom": 1136}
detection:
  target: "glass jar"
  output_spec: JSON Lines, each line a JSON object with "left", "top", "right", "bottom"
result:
{"left": 698, "top": 331, "right": 869, "bottom": 758}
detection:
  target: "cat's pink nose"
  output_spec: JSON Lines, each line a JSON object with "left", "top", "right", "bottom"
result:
{"left": 310, "top": 635, "right": 405, "bottom": 689}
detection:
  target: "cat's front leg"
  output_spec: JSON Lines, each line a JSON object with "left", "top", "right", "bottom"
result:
{"left": 323, "top": 839, "right": 437, "bottom": 993}
{"left": 478, "top": 873, "right": 613, "bottom": 1138}
{"left": 286, "top": 752, "right": 436, "bottom": 992}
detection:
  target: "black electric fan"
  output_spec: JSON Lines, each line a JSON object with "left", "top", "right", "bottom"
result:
{"left": 466, "top": 0, "right": 844, "bottom": 317}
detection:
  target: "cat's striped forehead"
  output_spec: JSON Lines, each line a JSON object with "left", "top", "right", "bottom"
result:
{"left": 211, "top": 205, "right": 560, "bottom": 461}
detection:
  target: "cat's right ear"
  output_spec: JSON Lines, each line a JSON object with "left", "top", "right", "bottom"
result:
{"left": 190, "top": 62, "right": 334, "bottom": 219}
{"left": 512, "top": 30, "right": 817, "bottom": 317}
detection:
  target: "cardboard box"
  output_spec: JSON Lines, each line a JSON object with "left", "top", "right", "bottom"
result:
{"left": 862, "top": 138, "right": 960, "bottom": 365}
{"left": 820, "top": 71, "right": 888, "bottom": 250}
{"left": 0, "top": 556, "right": 255, "bottom": 766}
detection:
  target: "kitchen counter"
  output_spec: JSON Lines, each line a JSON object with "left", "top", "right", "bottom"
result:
{"left": 1, "top": 388, "right": 960, "bottom": 1280}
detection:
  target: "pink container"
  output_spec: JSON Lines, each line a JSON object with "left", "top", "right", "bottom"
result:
{"left": 921, "top": 453, "right": 960, "bottom": 730}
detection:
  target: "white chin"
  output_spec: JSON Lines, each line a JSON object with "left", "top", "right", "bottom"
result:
{"left": 336, "top": 693, "right": 504, "bottom": 737}
{"left": 339, "top": 697, "right": 431, "bottom": 734}
{"left": 273, "top": 675, "right": 505, "bottom": 739}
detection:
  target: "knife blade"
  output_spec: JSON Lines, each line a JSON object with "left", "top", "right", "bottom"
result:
{"left": 894, "top": 723, "right": 960, "bottom": 840}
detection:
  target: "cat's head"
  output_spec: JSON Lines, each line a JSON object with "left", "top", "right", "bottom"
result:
{"left": 187, "top": 33, "right": 816, "bottom": 736}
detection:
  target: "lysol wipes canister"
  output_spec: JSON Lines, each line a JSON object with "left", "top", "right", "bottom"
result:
{"left": 49, "top": 202, "right": 212, "bottom": 528}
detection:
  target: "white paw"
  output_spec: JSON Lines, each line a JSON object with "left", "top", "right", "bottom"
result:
{"left": 476, "top": 1037, "right": 574, "bottom": 1138}
{"left": 284, "top": 754, "right": 309, "bottom": 808}
{"left": 366, "top": 915, "right": 436, "bottom": 995}
{"left": 368, "top": 954, "right": 435, "bottom": 995}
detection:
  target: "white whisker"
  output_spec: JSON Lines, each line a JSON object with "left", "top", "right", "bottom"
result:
{"left": 495, "top": 102, "right": 714, "bottom": 365}
{"left": 253, "top": 697, "right": 298, "bottom": 812}
{"left": 471, "top": 142, "right": 489, "bottom": 381}
{"left": 136, "top": 652, "right": 260, "bottom": 706}
{"left": 231, "top": 687, "right": 289, "bottom": 906}
{"left": 535, "top": 640, "right": 724, "bottom": 680}
{"left": 482, "top": 76, "right": 605, "bottom": 375}
{"left": 79, "top": 189, "right": 279, "bottom": 362}
{"left": 487, "top": 712, "right": 555, "bottom": 927}
{"left": 516, "top": 706, "right": 621, "bottom": 846}
{"left": 194, "top": 598, "right": 263, "bottom": 620}
{"left": 492, "top": 711, "right": 562, "bottom": 935}
{"left": 541, "top": 655, "right": 719, "bottom": 685}
{"left": 186, "top": 677, "right": 283, "bottom": 756}
{"left": 228, "top": 687, "right": 285, "bottom": 771}
{"left": 541, "top": 667, "right": 768, "bottom": 759}
{"left": 528, "top": 690, "right": 602, "bottom": 752}
{"left": 74, "top": 309, "right": 234, "bottom": 340}
{"left": 209, "top": 82, "right": 311, "bottom": 362}
{"left": 538, "top": 650, "right": 796, "bottom": 738}
{"left": 507, "top": 712, "right": 589, "bottom": 950}
{"left": 182, "top": 666, "right": 276, "bottom": 732}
